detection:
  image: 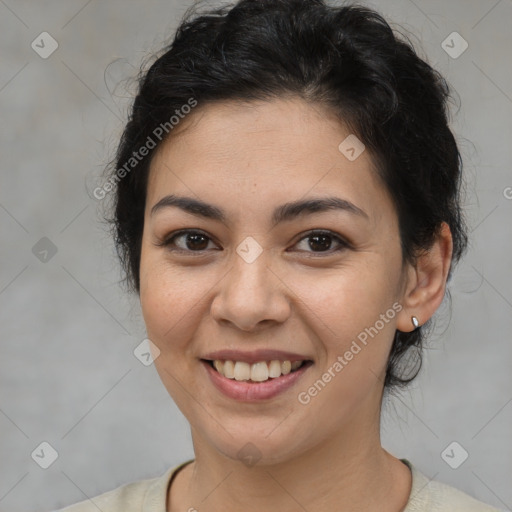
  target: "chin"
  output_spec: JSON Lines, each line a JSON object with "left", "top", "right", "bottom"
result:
{"left": 198, "top": 421, "right": 311, "bottom": 468}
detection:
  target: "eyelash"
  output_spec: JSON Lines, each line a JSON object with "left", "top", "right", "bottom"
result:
{"left": 156, "top": 229, "right": 351, "bottom": 256}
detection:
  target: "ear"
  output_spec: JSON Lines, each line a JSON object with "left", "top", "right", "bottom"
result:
{"left": 396, "top": 222, "right": 453, "bottom": 332}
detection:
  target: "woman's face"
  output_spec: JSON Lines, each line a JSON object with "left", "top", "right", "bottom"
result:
{"left": 139, "top": 98, "right": 410, "bottom": 465}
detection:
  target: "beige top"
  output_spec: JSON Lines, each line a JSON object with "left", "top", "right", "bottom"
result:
{"left": 54, "top": 459, "right": 503, "bottom": 511}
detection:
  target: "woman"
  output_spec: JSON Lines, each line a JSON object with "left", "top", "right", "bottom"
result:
{"left": 58, "top": 0, "right": 501, "bottom": 510}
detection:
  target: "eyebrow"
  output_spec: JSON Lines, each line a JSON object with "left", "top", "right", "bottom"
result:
{"left": 150, "top": 194, "right": 369, "bottom": 224}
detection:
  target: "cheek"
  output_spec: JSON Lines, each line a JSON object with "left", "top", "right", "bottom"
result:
{"left": 293, "top": 260, "right": 399, "bottom": 335}
{"left": 139, "top": 258, "right": 203, "bottom": 407}
{"left": 139, "top": 252, "right": 200, "bottom": 349}
{"left": 294, "top": 270, "right": 398, "bottom": 416}
{"left": 288, "top": 258, "right": 401, "bottom": 392}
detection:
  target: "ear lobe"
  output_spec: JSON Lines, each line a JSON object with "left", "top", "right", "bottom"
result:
{"left": 396, "top": 222, "right": 453, "bottom": 332}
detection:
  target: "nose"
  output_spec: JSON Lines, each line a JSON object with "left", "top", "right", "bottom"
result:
{"left": 210, "top": 249, "right": 291, "bottom": 332}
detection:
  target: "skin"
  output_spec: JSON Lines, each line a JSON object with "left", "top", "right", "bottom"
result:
{"left": 138, "top": 97, "right": 453, "bottom": 512}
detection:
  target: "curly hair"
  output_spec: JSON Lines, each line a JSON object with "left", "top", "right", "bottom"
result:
{"left": 100, "top": 0, "right": 468, "bottom": 390}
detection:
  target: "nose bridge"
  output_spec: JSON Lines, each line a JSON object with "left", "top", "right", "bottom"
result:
{"left": 231, "top": 245, "right": 272, "bottom": 295}
{"left": 212, "top": 243, "right": 289, "bottom": 330}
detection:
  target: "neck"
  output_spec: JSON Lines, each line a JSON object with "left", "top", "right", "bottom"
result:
{"left": 170, "top": 412, "right": 411, "bottom": 512}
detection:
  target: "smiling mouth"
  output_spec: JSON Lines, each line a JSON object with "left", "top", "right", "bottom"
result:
{"left": 202, "top": 359, "right": 313, "bottom": 383}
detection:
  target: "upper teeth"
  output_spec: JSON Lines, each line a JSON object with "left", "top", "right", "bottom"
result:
{"left": 212, "top": 360, "right": 304, "bottom": 382}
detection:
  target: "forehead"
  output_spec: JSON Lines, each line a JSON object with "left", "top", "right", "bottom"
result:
{"left": 146, "top": 97, "right": 394, "bottom": 225}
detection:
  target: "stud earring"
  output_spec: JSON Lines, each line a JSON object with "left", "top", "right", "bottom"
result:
{"left": 411, "top": 316, "right": 419, "bottom": 329}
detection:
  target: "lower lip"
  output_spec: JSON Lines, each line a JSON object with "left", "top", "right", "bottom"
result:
{"left": 201, "top": 360, "right": 312, "bottom": 402}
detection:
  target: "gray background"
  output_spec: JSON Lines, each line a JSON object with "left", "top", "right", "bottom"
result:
{"left": 1, "top": 0, "right": 511, "bottom": 511}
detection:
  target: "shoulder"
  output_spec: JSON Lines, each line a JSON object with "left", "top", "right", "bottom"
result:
{"left": 52, "top": 462, "right": 190, "bottom": 512}
{"left": 402, "top": 460, "right": 504, "bottom": 512}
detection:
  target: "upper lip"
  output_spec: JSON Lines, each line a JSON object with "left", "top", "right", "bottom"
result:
{"left": 201, "top": 349, "right": 312, "bottom": 364}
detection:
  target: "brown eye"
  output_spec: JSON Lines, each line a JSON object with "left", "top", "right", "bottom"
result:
{"left": 293, "top": 230, "right": 349, "bottom": 254}
{"left": 158, "top": 230, "right": 218, "bottom": 252}
{"left": 156, "top": 229, "right": 349, "bottom": 256}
